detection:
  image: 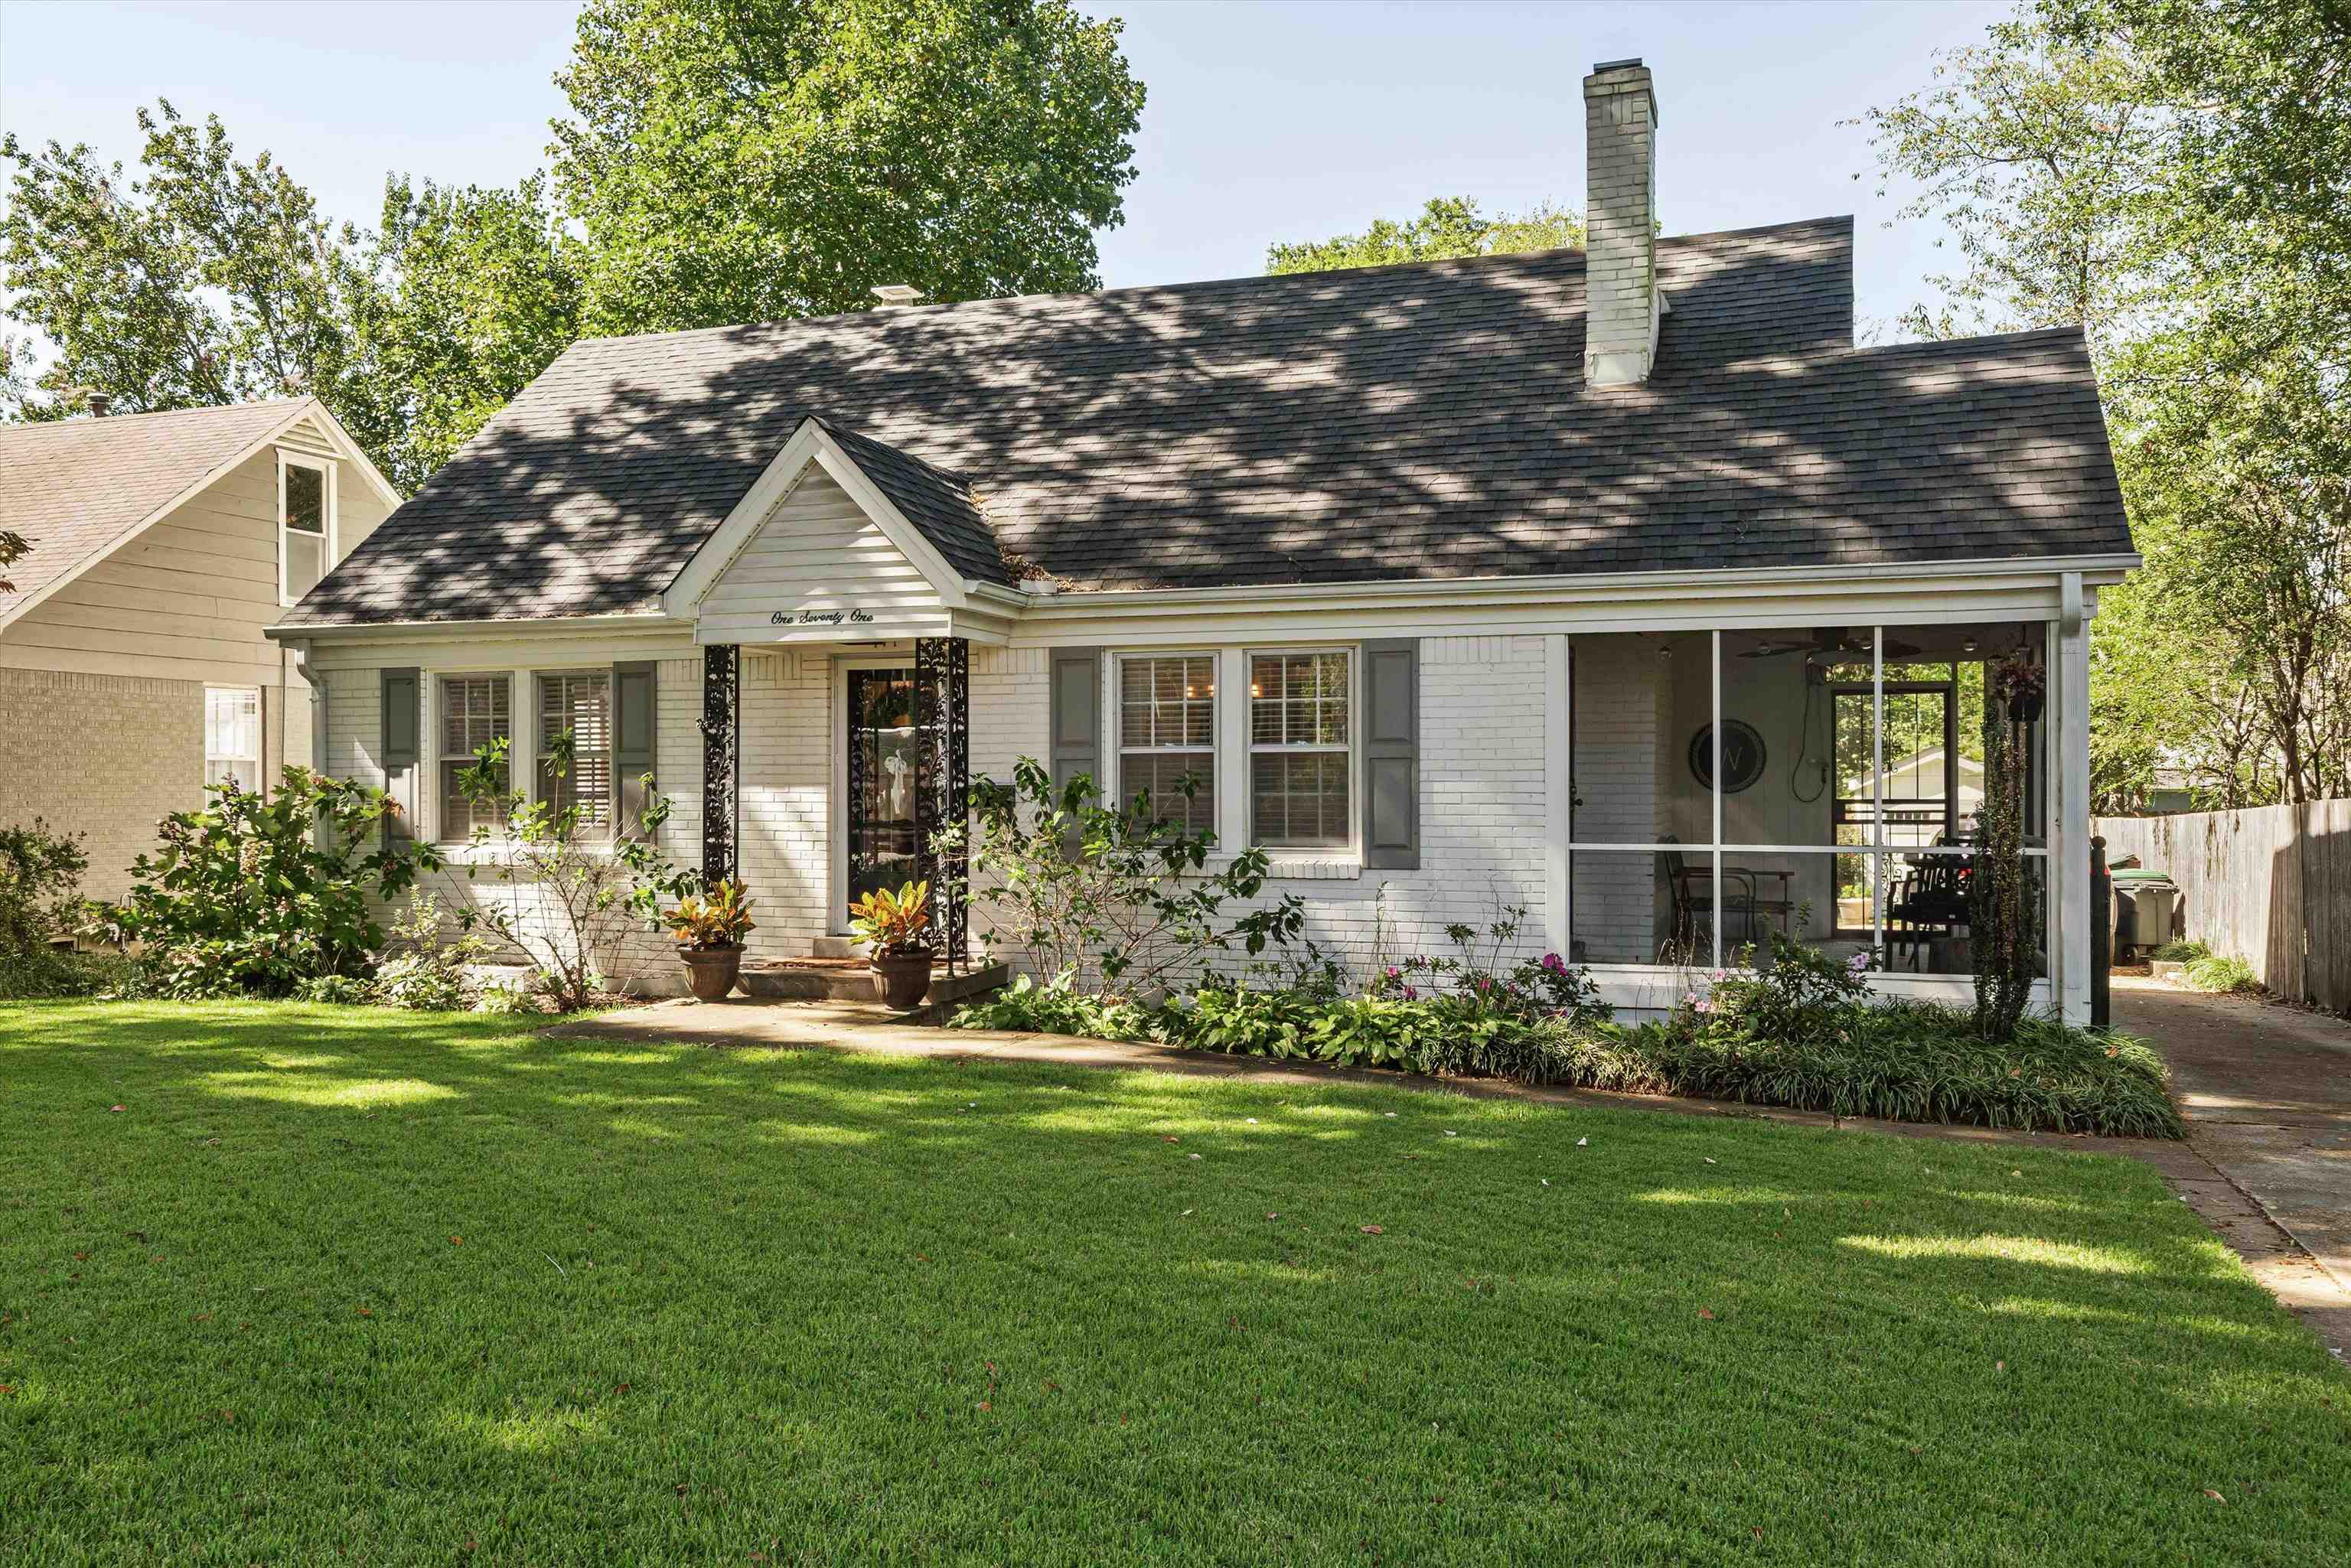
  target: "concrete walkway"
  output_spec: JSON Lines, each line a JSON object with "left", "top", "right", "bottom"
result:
{"left": 559, "top": 986, "right": 2351, "bottom": 1356}
{"left": 2113, "top": 974, "right": 2351, "bottom": 1351}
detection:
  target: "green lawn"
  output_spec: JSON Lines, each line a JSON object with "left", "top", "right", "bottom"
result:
{"left": 3, "top": 1002, "right": 2344, "bottom": 1565}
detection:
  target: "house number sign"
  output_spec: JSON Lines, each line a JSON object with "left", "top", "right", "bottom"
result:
{"left": 772, "top": 608, "right": 875, "bottom": 626}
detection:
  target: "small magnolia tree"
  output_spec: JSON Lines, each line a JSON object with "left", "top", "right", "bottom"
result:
{"left": 446, "top": 732, "right": 699, "bottom": 1011}
{"left": 944, "top": 758, "right": 1305, "bottom": 997}
{"left": 107, "top": 769, "right": 435, "bottom": 997}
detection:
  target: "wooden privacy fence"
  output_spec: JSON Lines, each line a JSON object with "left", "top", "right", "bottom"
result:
{"left": 2094, "top": 800, "right": 2351, "bottom": 1014}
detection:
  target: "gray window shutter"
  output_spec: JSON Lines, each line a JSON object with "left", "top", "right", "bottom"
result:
{"left": 380, "top": 667, "right": 419, "bottom": 841}
{"left": 614, "top": 660, "right": 657, "bottom": 832}
{"left": 1361, "top": 639, "right": 1420, "bottom": 870}
{"left": 1049, "top": 647, "right": 1101, "bottom": 802}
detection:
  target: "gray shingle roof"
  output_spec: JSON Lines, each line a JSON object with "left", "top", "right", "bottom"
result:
{"left": 284, "top": 217, "right": 2133, "bottom": 628}
{"left": 810, "top": 416, "right": 1009, "bottom": 585}
{"left": 1, "top": 399, "right": 308, "bottom": 621}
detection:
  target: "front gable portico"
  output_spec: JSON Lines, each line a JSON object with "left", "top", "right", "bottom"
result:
{"left": 662, "top": 416, "right": 1018, "bottom": 647}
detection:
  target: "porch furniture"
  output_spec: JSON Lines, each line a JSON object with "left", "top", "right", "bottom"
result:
{"left": 1886, "top": 856, "right": 1971, "bottom": 972}
{"left": 1661, "top": 840, "right": 1798, "bottom": 955}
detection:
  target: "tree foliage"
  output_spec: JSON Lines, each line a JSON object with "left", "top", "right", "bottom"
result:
{"left": 1860, "top": 0, "right": 2351, "bottom": 809}
{"left": 0, "top": 102, "right": 362, "bottom": 419}
{"left": 1266, "top": 197, "right": 1582, "bottom": 275}
{"left": 3, "top": 1, "right": 1146, "bottom": 492}
{"left": 552, "top": 0, "right": 1146, "bottom": 333}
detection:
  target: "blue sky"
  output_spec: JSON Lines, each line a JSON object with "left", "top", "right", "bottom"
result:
{"left": 0, "top": 0, "right": 2013, "bottom": 333}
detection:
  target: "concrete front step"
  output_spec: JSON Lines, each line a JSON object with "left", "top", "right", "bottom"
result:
{"left": 739, "top": 956, "right": 1007, "bottom": 1006}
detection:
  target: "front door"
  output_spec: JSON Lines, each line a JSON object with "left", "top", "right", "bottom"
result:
{"left": 845, "top": 666, "right": 921, "bottom": 915}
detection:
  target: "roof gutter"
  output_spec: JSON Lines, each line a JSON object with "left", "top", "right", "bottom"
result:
{"left": 263, "top": 611, "right": 693, "bottom": 644}
{"left": 1020, "top": 552, "right": 2144, "bottom": 613}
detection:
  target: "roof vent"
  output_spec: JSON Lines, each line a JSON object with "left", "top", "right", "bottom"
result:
{"left": 86, "top": 391, "right": 112, "bottom": 418}
{"left": 870, "top": 284, "right": 926, "bottom": 308}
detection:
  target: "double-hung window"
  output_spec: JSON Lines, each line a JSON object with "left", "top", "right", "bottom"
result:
{"left": 204, "top": 686, "right": 262, "bottom": 791}
{"left": 439, "top": 674, "right": 510, "bottom": 843}
{"left": 1249, "top": 650, "right": 1352, "bottom": 849}
{"left": 1117, "top": 654, "right": 1216, "bottom": 834}
{"left": 539, "top": 671, "right": 614, "bottom": 836}
{"left": 279, "top": 458, "right": 332, "bottom": 605}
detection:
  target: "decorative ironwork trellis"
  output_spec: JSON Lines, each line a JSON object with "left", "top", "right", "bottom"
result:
{"left": 700, "top": 644, "right": 739, "bottom": 886}
{"left": 913, "top": 637, "right": 970, "bottom": 974}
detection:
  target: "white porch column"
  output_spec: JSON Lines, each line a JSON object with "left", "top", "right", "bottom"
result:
{"left": 2056, "top": 574, "right": 2092, "bottom": 1024}
{"left": 1545, "top": 634, "right": 1572, "bottom": 958}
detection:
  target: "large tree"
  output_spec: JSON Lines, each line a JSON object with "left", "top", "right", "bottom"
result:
{"left": 1860, "top": 0, "right": 2351, "bottom": 810}
{"left": 550, "top": 0, "right": 1146, "bottom": 333}
{"left": 1266, "top": 197, "right": 1582, "bottom": 275}
{"left": 0, "top": 102, "right": 362, "bottom": 419}
{"left": 341, "top": 175, "right": 585, "bottom": 492}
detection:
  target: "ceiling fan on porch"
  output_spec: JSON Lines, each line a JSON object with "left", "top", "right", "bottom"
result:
{"left": 1736, "top": 628, "right": 1921, "bottom": 660}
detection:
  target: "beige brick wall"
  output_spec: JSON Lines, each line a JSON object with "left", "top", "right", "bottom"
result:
{"left": 0, "top": 668, "right": 204, "bottom": 901}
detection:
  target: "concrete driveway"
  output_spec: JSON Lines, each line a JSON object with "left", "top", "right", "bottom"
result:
{"left": 2114, "top": 975, "right": 2351, "bottom": 1351}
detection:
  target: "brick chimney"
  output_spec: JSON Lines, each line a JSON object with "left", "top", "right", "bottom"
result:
{"left": 1583, "top": 58, "right": 1663, "bottom": 388}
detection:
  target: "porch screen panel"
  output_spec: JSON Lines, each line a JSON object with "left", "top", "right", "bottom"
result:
{"left": 439, "top": 674, "right": 510, "bottom": 843}
{"left": 539, "top": 671, "right": 614, "bottom": 835}
{"left": 1118, "top": 654, "right": 1215, "bottom": 835}
{"left": 1561, "top": 623, "right": 2053, "bottom": 981}
{"left": 1249, "top": 650, "right": 1350, "bottom": 849}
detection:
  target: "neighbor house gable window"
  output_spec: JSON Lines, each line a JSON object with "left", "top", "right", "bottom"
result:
{"left": 538, "top": 670, "right": 614, "bottom": 837}
{"left": 204, "top": 686, "right": 261, "bottom": 792}
{"left": 1116, "top": 652, "right": 1216, "bottom": 835}
{"left": 439, "top": 673, "right": 511, "bottom": 843}
{"left": 1249, "top": 649, "right": 1352, "bottom": 849}
{"left": 279, "top": 456, "right": 334, "bottom": 606}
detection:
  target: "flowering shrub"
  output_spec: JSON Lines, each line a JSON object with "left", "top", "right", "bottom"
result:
{"left": 1371, "top": 902, "right": 1609, "bottom": 1027}
{"left": 106, "top": 770, "right": 437, "bottom": 999}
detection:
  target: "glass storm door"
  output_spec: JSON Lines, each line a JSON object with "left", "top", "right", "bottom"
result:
{"left": 846, "top": 667, "right": 921, "bottom": 912}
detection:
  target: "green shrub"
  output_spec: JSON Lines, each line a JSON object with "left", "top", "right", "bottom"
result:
{"left": 106, "top": 769, "right": 436, "bottom": 999}
{"left": 474, "top": 977, "right": 539, "bottom": 1015}
{"left": 2150, "top": 939, "right": 2209, "bottom": 963}
{"left": 2184, "top": 953, "right": 2261, "bottom": 994}
{"left": 0, "top": 818, "right": 88, "bottom": 959}
{"left": 291, "top": 974, "right": 377, "bottom": 1005}
{"left": 948, "top": 971, "right": 1156, "bottom": 1042}
{"left": 374, "top": 956, "right": 468, "bottom": 1012}
{"left": 949, "top": 757, "right": 1306, "bottom": 996}
{"left": 1575, "top": 1000, "right": 2181, "bottom": 1137}
{"left": 0, "top": 949, "right": 142, "bottom": 1001}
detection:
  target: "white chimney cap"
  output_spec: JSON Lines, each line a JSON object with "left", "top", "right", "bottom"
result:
{"left": 870, "top": 284, "right": 926, "bottom": 307}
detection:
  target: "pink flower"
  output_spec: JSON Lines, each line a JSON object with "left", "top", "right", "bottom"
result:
{"left": 1403, "top": 986, "right": 1418, "bottom": 1001}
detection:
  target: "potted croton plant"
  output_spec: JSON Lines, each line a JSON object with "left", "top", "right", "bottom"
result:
{"left": 665, "top": 879, "right": 755, "bottom": 1001}
{"left": 849, "top": 879, "right": 933, "bottom": 1009}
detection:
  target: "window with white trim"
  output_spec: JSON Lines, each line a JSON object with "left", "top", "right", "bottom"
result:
{"left": 1248, "top": 649, "right": 1352, "bottom": 849}
{"left": 1116, "top": 653, "right": 1216, "bottom": 834}
{"left": 279, "top": 458, "right": 332, "bottom": 605}
{"left": 439, "top": 674, "right": 510, "bottom": 843}
{"left": 204, "top": 686, "right": 261, "bottom": 792}
{"left": 538, "top": 670, "right": 614, "bottom": 836}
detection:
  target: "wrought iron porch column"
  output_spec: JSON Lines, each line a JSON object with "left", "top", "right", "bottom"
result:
{"left": 700, "top": 644, "right": 740, "bottom": 885}
{"left": 913, "top": 637, "right": 970, "bottom": 974}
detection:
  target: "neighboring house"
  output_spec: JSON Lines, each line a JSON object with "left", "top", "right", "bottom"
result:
{"left": 1, "top": 398, "right": 399, "bottom": 899}
{"left": 271, "top": 60, "right": 2137, "bottom": 1021}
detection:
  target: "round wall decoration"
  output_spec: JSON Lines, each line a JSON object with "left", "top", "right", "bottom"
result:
{"left": 1689, "top": 720, "right": 1767, "bottom": 794}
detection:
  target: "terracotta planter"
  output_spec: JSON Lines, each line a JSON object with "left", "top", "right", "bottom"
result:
{"left": 680, "top": 944, "right": 744, "bottom": 1002}
{"left": 870, "top": 950, "right": 933, "bottom": 1010}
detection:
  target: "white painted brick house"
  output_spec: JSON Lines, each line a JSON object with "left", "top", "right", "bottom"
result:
{"left": 271, "top": 61, "right": 2136, "bottom": 1021}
